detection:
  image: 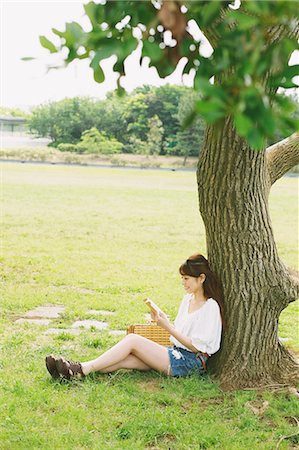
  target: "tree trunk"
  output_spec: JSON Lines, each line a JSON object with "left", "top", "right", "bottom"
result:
{"left": 197, "top": 118, "right": 299, "bottom": 390}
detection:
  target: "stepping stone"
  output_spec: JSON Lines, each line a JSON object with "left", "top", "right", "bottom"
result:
{"left": 109, "top": 330, "right": 126, "bottom": 336}
{"left": 16, "top": 318, "right": 52, "bottom": 325}
{"left": 44, "top": 328, "right": 81, "bottom": 335}
{"left": 86, "top": 310, "right": 115, "bottom": 316}
{"left": 24, "top": 305, "right": 65, "bottom": 319}
{"left": 72, "top": 320, "right": 108, "bottom": 330}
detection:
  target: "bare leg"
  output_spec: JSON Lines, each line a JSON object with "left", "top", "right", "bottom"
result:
{"left": 100, "top": 355, "right": 151, "bottom": 373}
{"left": 81, "top": 334, "right": 170, "bottom": 376}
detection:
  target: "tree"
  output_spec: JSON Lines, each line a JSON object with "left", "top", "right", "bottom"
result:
{"left": 58, "top": 127, "right": 123, "bottom": 154}
{"left": 0, "top": 107, "right": 29, "bottom": 118}
{"left": 147, "top": 115, "right": 164, "bottom": 155}
{"left": 171, "top": 90, "right": 205, "bottom": 164}
{"left": 122, "top": 92, "right": 150, "bottom": 142}
{"left": 40, "top": 0, "right": 299, "bottom": 389}
{"left": 29, "top": 97, "right": 101, "bottom": 146}
{"left": 145, "top": 85, "right": 187, "bottom": 152}
{"left": 98, "top": 93, "right": 128, "bottom": 144}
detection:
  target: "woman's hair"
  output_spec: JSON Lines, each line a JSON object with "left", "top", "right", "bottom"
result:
{"left": 179, "top": 253, "right": 225, "bottom": 325}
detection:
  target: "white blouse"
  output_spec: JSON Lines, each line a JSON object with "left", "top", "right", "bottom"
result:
{"left": 170, "top": 294, "right": 222, "bottom": 355}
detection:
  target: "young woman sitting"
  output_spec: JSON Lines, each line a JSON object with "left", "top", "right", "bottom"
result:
{"left": 45, "top": 253, "right": 223, "bottom": 379}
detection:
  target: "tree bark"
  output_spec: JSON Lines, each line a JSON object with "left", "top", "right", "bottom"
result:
{"left": 197, "top": 119, "right": 299, "bottom": 390}
{"left": 266, "top": 132, "right": 299, "bottom": 186}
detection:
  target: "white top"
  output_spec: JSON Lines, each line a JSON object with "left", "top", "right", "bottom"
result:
{"left": 170, "top": 294, "right": 222, "bottom": 355}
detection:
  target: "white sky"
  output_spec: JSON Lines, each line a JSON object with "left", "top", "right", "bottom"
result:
{"left": 1, "top": 0, "right": 196, "bottom": 111}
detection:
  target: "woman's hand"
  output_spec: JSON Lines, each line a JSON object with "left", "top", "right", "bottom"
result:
{"left": 156, "top": 312, "right": 171, "bottom": 330}
{"left": 150, "top": 308, "right": 171, "bottom": 330}
{"left": 149, "top": 309, "right": 155, "bottom": 322}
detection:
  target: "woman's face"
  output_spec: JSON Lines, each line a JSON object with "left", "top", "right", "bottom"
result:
{"left": 180, "top": 274, "right": 203, "bottom": 294}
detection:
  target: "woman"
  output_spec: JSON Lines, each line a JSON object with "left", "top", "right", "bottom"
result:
{"left": 45, "top": 253, "right": 223, "bottom": 379}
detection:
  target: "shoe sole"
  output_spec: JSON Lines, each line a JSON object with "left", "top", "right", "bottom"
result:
{"left": 56, "top": 357, "right": 71, "bottom": 379}
{"left": 45, "top": 355, "right": 60, "bottom": 379}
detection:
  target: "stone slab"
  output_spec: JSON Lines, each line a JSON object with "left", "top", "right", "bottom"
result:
{"left": 44, "top": 328, "right": 82, "bottom": 335}
{"left": 16, "top": 318, "right": 52, "bottom": 326}
{"left": 24, "top": 305, "right": 65, "bottom": 319}
{"left": 72, "top": 320, "right": 108, "bottom": 330}
{"left": 109, "top": 330, "right": 126, "bottom": 336}
{"left": 279, "top": 337, "right": 291, "bottom": 342}
{"left": 86, "top": 309, "right": 115, "bottom": 316}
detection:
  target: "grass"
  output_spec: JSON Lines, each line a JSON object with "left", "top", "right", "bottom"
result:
{"left": 1, "top": 162, "right": 298, "bottom": 449}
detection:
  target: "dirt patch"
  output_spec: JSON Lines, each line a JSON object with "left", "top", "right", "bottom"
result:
{"left": 137, "top": 379, "right": 162, "bottom": 393}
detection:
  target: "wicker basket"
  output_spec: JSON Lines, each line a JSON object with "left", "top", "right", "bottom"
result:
{"left": 127, "top": 324, "right": 172, "bottom": 347}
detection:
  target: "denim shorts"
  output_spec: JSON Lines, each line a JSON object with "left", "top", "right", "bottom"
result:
{"left": 167, "top": 346, "right": 208, "bottom": 377}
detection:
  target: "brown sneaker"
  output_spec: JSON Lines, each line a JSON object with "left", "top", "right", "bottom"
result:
{"left": 56, "top": 357, "right": 85, "bottom": 380}
{"left": 45, "top": 355, "right": 60, "bottom": 379}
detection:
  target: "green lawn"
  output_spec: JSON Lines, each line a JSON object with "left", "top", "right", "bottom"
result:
{"left": 1, "top": 162, "right": 298, "bottom": 449}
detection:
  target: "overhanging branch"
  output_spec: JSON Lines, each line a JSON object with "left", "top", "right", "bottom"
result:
{"left": 266, "top": 132, "right": 299, "bottom": 185}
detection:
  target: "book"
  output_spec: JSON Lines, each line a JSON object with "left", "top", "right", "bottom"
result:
{"left": 144, "top": 298, "right": 164, "bottom": 316}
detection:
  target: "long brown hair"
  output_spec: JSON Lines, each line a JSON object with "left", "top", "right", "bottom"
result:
{"left": 179, "top": 253, "right": 225, "bottom": 325}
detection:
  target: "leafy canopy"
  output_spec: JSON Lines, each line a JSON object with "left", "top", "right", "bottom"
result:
{"left": 40, "top": 0, "right": 299, "bottom": 149}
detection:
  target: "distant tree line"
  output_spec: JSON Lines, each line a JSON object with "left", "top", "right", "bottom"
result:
{"left": 0, "top": 107, "right": 30, "bottom": 118}
{"left": 28, "top": 85, "right": 205, "bottom": 158}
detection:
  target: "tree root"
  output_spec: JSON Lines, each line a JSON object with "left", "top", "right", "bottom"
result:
{"left": 209, "top": 344, "right": 299, "bottom": 391}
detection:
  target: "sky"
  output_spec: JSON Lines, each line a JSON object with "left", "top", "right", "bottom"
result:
{"left": 1, "top": 0, "right": 197, "bottom": 111}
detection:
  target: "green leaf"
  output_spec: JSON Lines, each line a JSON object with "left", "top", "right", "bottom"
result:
{"left": 234, "top": 112, "right": 253, "bottom": 136}
{"left": 93, "top": 65, "right": 105, "bottom": 83}
{"left": 201, "top": 1, "right": 222, "bottom": 26}
{"left": 275, "top": 94, "right": 297, "bottom": 113}
{"left": 229, "top": 11, "right": 259, "bottom": 31}
{"left": 194, "top": 76, "right": 228, "bottom": 102}
{"left": 195, "top": 99, "right": 226, "bottom": 123}
{"left": 284, "top": 64, "right": 299, "bottom": 79}
{"left": 258, "top": 109, "right": 276, "bottom": 136}
{"left": 39, "top": 36, "right": 57, "bottom": 53}
{"left": 142, "top": 40, "right": 163, "bottom": 63}
{"left": 114, "top": 59, "right": 125, "bottom": 75}
{"left": 182, "top": 110, "right": 197, "bottom": 129}
{"left": 279, "top": 79, "right": 298, "bottom": 89}
{"left": 247, "top": 128, "right": 265, "bottom": 150}
{"left": 90, "top": 51, "right": 106, "bottom": 82}
{"left": 64, "top": 22, "right": 84, "bottom": 47}
{"left": 52, "top": 28, "right": 64, "bottom": 38}
{"left": 84, "top": 1, "right": 103, "bottom": 28}
{"left": 116, "top": 79, "right": 126, "bottom": 97}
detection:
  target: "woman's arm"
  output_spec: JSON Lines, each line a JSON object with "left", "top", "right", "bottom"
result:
{"left": 155, "top": 313, "right": 199, "bottom": 353}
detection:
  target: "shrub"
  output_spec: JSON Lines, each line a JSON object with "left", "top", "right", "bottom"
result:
{"left": 57, "top": 143, "right": 78, "bottom": 152}
{"left": 57, "top": 128, "right": 123, "bottom": 154}
{"left": 76, "top": 128, "right": 123, "bottom": 154}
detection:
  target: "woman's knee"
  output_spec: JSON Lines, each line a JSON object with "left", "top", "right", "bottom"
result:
{"left": 124, "top": 333, "right": 147, "bottom": 348}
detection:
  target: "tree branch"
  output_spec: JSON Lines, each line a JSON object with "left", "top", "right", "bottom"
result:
{"left": 196, "top": 7, "right": 230, "bottom": 49}
{"left": 285, "top": 266, "right": 299, "bottom": 306}
{"left": 266, "top": 132, "right": 299, "bottom": 185}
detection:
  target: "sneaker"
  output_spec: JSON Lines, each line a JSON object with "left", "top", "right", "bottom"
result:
{"left": 55, "top": 357, "right": 85, "bottom": 380}
{"left": 45, "top": 355, "right": 60, "bottom": 379}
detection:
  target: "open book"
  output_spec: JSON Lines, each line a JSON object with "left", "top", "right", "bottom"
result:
{"left": 144, "top": 298, "right": 165, "bottom": 316}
